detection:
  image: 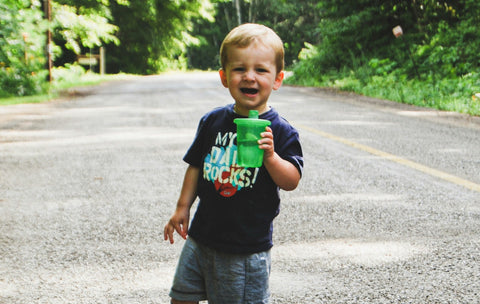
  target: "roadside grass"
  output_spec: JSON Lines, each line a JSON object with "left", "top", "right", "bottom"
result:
{"left": 285, "top": 72, "right": 480, "bottom": 117}
{"left": 4, "top": 67, "right": 480, "bottom": 117}
{"left": 0, "top": 94, "right": 54, "bottom": 106}
{"left": 0, "top": 70, "right": 132, "bottom": 106}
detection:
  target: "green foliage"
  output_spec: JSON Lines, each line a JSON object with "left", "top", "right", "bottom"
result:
{"left": 252, "top": 0, "right": 322, "bottom": 67}
{"left": 368, "top": 58, "right": 398, "bottom": 76}
{"left": 0, "top": 0, "right": 47, "bottom": 97}
{"left": 187, "top": 0, "right": 323, "bottom": 70}
{"left": 286, "top": 68, "right": 480, "bottom": 116}
{"left": 289, "top": 0, "right": 477, "bottom": 78}
{"left": 52, "top": 2, "right": 119, "bottom": 55}
{"left": 187, "top": 18, "right": 224, "bottom": 70}
{"left": 0, "top": 64, "right": 128, "bottom": 106}
{"left": 51, "top": 0, "right": 125, "bottom": 69}
{"left": 415, "top": 17, "right": 480, "bottom": 79}
{"left": 107, "top": 0, "right": 214, "bottom": 74}
{"left": 51, "top": 63, "right": 86, "bottom": 85}
{"left": 287, "top": 0, "right": 480, "bottom": 116}
{"left": 187, "top": 0, "right": 230, "bottom": 71}
{"left": 2, "top": 0, "right": 479, "bottom": 117}
{"left": 0, "top": 65, "right": 48, "bottom": 97}
{"left": 1, "top": 0, "right": 123, "bottom": 97}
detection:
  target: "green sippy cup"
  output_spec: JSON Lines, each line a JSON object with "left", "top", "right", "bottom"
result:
{"left": 234, "top": 110, "right": 271, "bottom": 167}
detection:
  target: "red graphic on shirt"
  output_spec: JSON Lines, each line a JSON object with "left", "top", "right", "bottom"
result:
{"left": 203, "top": 131, "right": 260, "bottom": 198}
{"left": 214, "top": 171, "right": 238, "bottom": 197}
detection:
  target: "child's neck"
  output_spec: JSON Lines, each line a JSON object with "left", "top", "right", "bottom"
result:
{"left": 234, "top": 104, "right": 270, "bottom": 116}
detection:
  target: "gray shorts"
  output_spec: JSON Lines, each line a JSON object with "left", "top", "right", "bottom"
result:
{"left": 169, "top": 237, "right": 271, "bottom": 304}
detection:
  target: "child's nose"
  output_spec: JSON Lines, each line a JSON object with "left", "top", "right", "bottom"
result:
{"left": 244, "top": 70, "right": 255, "bottom": 81}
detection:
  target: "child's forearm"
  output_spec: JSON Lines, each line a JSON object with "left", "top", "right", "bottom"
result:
{"left": 164, "top": 165, "right": 200, "bottom": 244}
{"left": 176, "top": 165, "right": 200, "bottom": 209}
{"left": 263, "top": 152, "right": 300, "bottom": 191}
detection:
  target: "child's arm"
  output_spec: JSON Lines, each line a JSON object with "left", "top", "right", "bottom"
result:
{"left": 259, "top": 126, "right": 301, "bottom": 191}
{"left": 164, "top": 165, "right": 199, "bottom": 244}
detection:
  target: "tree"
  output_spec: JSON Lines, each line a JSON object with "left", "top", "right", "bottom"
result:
{"left": 106, "top": 0, "right": 214, "bottom": 74}
{"left": 250, "top": 0, "right": 322, "bottom": 66}
{"left": 0, "top": 0, "right": 46, "bottom": 96}
{"left": 187, "top": 0, "right": 323, "bottom": 70}
{"left": 52, "top": 1, "right": 120, "bottom": 55}
{"left": 414, "top": 0, "right": 480, "bottom": 77}
{"left": 289, "top": 0, "right": 480, "bottom": 84}
{"left": 50, "top": 0, "right": 125, "bottom": 68}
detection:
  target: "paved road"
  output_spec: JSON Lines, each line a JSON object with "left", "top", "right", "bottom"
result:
{"left": 1, "top": 72, "right": 479, "bottom": 303}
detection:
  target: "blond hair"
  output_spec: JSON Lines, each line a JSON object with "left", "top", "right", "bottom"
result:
{"left": 220, "top": 23, "right": 284, "bottom": 73}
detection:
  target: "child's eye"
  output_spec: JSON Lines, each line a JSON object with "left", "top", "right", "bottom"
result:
{"left": 233, "top": 67, "right": 245, "bottom": 72}
{"left": 256, "top": 68, "right": 269, "bottom": 73}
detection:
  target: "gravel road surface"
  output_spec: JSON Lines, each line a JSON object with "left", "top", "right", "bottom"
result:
{"left": 1, "top": 72, "right": 479, "bottom": 303}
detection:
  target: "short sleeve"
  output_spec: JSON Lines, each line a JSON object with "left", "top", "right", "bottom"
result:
{"left": 183, "top": 115, "right": 209, "bottom": 167}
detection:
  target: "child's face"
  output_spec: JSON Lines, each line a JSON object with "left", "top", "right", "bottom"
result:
{"left": 219, "top": 42, "right": 284, "bottom": 116}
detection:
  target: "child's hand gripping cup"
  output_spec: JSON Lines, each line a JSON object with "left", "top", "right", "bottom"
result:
{"left": 234, "top": 110, "right": 271, "bottom": 168}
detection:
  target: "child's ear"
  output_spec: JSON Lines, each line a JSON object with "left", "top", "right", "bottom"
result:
{"left": 219, "top": 69, "right": 229, "bottom": 88}
{"left": 273, "top": 71, "right": 284, "bottom": 90}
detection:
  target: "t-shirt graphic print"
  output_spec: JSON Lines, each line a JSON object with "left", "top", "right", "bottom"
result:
{"left": 203, "top": 130, "right": 260, "bottom": 197}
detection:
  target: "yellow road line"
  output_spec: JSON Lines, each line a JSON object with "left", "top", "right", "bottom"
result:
{"left": 297, "top": 124, "right": 480, "bottom": 193}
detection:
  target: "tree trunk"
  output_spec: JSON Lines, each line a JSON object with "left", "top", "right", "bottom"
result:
{"left": 234, "top": 0, "right": 242, "bottom": 25}
{"left": 248, "top": 0, "right": 256, "bottom": 23}
{"left": 224, "top": 4, "right": 232, "bottom": 29}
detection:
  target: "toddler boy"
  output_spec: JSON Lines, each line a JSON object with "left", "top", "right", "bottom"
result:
{"left": 164, "top": 23, "right": 304, "bottom": 304}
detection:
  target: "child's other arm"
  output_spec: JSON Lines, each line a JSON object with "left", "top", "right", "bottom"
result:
{"left": 164, "top": 165, "right": 199, "bottom": 244}
{"left": 259, "top": 127, "right": 301, "bottom": 191}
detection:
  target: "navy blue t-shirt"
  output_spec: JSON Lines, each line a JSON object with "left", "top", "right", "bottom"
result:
{"left": 184, "top": 104, "right": 303, "bottom": 254}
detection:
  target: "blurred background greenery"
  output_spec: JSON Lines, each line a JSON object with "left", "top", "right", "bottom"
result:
{"left": 1, "top": 0, "right": 479, "bottom": 115}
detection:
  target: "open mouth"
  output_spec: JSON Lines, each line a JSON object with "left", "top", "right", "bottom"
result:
{"left": 240, "top": 88, "right": 259, "bottom": 95}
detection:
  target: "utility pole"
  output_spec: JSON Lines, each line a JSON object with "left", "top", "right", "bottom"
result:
{"left": 44, "top": 0, "right": 52, "bottom": 83}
